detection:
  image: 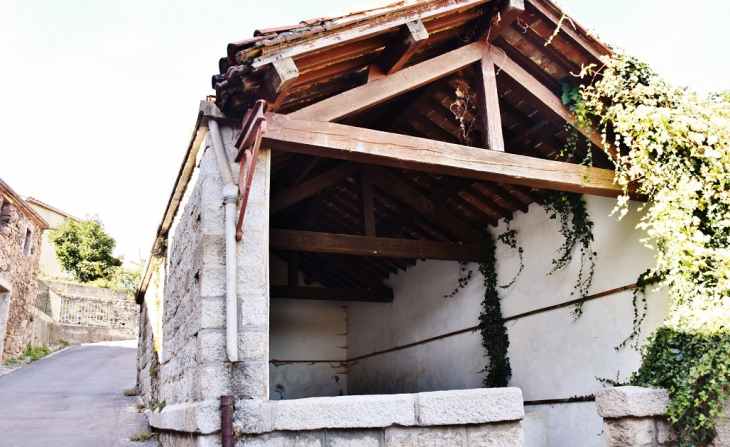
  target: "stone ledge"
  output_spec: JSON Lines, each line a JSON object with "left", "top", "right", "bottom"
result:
{"left": 236, "top": 388, "right": 525, "bottom": 435}
{"left": 418, "top": 388, "right": 524, "bottom": 426}
{"left": 595, "top": 386, "right": 670, "bottom": 418}
{"left": 146, "top": 400, "right": 221, "bottom": 434}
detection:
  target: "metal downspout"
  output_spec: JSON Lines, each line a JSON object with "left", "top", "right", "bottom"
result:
{"left": 208, "top": 119, "right": 239, "bottom": 363}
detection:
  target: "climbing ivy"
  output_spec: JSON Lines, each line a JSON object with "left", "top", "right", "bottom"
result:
{"left": 541, "top": 191, "right": 596, "bottom": 318}
{"left": 496, "top": 217, "right": 524, "bottom": 289}
{"left": 443, "top": 261, "right": 473, "bottom": 298}
{"left": 475, "top": 223, "right": 511, "bottom": 388}
{"left": 614, "top": 270, "right": 663, "bottom": 351}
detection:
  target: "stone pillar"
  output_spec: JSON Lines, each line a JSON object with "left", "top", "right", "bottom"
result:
{"left": 596, "top": 387, "right": 677, "bottom": 447}
{"left": 597, "top": 387, "right": 730, "bottom": 446}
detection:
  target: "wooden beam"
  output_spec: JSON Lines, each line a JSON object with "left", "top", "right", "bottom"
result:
{"left": 257, "top": 58, "right": 299, "bottom": 111}
{"left": 378, "top": 20, "right": 429, "bottom": 75}
{"left": 270, "top": 229, "right": 484, "bottom": 262}
{"left": 270, "top": 285, "right": 393, "bottom": 303}
{"left": 473, "top": 44, "right": 504, "bottom": 151}
{"left": 488, "top": 45, "right": 616, "bottom": 158}
{"left": 270, "top": 162, "right": 361, "bottom": 214}
{"left": 263, "top": 113, "right": 627, "bottom": 198}
{"left": 289, "top": 41, "right": 487, "bottom": 122}
{"left": 360, "top": 169, "right": 376, "bottom": 237}
{"left": 370, "top": 167, "right": 480, "bottom": 244}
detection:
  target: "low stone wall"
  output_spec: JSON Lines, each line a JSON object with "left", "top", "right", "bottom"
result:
{"left": 59, "top": 323, "right": 136, "bottom": 344}
{"left": 596, "top": 387, "right": 730, "bottom": 447}
{"left": 29, "top": 307, "right": 61, "bottom": 348}
{"left": 148, "top": 388, "right": 526, "bottom": 446}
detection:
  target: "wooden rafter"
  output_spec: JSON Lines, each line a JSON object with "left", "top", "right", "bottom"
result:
{"left": 377, "top": 20, "right": 429, "bottom": 75}
{"left": 289, "top": 42, "right": 486, "bottom": 122}
{"left": 263, "top": 113, "right": 626, "bottom": 197}
{"left": 270, "top": 229, "right": 483, "bottom": 262}
{"left": 360, "top": 169, "right": 376, "bottom": 236}
{"left": 369, "top": 166, "right": 480, "bottom": 244}
{"left": 270, "top": 162, "right": 361, "bottom": 214}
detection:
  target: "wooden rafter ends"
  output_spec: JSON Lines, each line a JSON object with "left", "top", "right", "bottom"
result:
{"left": 263, "top": 113, "right": 626, "bottom": 198}
{"left": 473, "top": 44, "right": 504, "bottom": 151}
{"left": 270, "top": 285, "right": 393, "bottom": 303}
{"left": 257, "top": 58, "right": 299, "bottom": 111}
{"left": 270, "top": 229, "right": 484, "bottom": 262}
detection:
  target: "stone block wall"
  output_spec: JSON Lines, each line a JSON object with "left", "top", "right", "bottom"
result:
{"left": 139, "top": 115, "right": 271, "bottom": 443}
{"left": 0, "top": 192, "right": 44, "bottom": 362}
{"left": 149, "top": 388, "right": 526, "bottom": 446}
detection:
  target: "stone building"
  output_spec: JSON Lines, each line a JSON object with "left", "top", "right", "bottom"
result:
{"left": 0, "top": 177, "right": 48, "bottom": 362}
{"left": 135, "top": 1, "right": 677, "bottom": 446}
{"left": 24, "top": 196, "right": 81, "bottom": 279}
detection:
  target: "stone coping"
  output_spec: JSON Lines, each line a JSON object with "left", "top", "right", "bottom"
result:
{"left": 147, "top": 388, "right": 525, "bottom": 435}
{"left": 595, "top": 386, "right": 671, "bottom": 418}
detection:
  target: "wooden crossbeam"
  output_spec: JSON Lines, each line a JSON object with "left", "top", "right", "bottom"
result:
{"left": 473, "top": 44, "right": 504, "bottom": 151}
{"left": 270, "top": 229, "right": 484, "bottom": 262}
{"left": 378, "top": 20, "right": 429, "bottom": 75}
{"left": 263, "top": 113, "right": 626, "bottom": 197}
{"left": 257, "top": 58, "right": 299, "bottom": 111}
{"left": 289, "top": 42, "right": 486, "bottom": 122}
{"left": 288, "top": 252, "right": 299, "bottom": 286}
{"left": 270, "top": 162, "right": 361, "bottom": 214}
{"left": 370, "top": 166, "right": 480, "bottom": 244}
{"left": 270, "top": 285, "right": 393, "bottom": 303}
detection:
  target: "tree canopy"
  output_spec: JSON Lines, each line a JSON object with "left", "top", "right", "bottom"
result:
{"left": 48, "top": 216, "right": 122, "bottom": 283}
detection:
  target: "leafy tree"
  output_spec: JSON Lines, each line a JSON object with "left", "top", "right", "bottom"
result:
{"left": 48, "top": 216, "right": 122, "bottom": 283}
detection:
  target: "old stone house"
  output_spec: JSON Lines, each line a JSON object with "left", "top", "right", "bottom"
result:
{"left": 0, "top": 177, "right": 48, "bottom": 362}
{"left": 135, "top": 1, "right": 675, "bottom": 446}
{"left": 24, "top": 196, "right": 81, "bottom": 279}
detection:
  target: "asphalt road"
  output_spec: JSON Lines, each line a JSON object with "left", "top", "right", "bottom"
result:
{"left": 0, "top": 340, "right": 156, "bottom": 447}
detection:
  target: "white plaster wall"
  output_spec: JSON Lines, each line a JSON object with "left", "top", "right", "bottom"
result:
{"left": 347, "top": 195, "right": 672, "bottom": 447}
{"left": 268, "top": 255, "right": 347, "bottom": 399}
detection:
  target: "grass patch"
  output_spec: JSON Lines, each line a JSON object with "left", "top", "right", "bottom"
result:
{"left": 123, "top": 388, "right": 141, "bottom": 397}
{"left": 25, "top": 344, "right": 50, "bottom": 361}
{"left": 149, "top": 400, "right": 166, "bottom": 412}
{"left": 130, "top": 430, "right": 157, "bottom": 442}
{"left": 59, "top": 340, "right": 70, "bottom": 348}
{"left": 3, "top": 358, "right": 21, "bottom": 366}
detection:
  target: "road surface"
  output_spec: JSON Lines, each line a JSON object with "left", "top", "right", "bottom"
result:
{"left": 0, "top": 340, "right": 155, "bottom": 446}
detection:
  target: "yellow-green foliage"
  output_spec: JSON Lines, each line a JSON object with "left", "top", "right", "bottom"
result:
{"left": 578, "top": 51, "right": 730, "bottom": 445}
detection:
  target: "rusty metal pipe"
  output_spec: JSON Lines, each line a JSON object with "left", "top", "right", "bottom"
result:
{"left": 220, "top": 395, "right": 235, "bottom": 447}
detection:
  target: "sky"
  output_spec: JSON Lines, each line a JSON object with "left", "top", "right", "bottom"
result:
{"left": 1, "top": 0, "right": 728, "bottom": 263}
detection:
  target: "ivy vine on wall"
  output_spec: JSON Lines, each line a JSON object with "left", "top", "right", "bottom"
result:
{"left": 541, "top": 191, "right": 596, "bottom": 318}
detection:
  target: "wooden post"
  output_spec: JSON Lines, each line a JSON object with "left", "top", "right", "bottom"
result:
{"left": 474, "top": 45, "right": 504, "bottom": 151}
